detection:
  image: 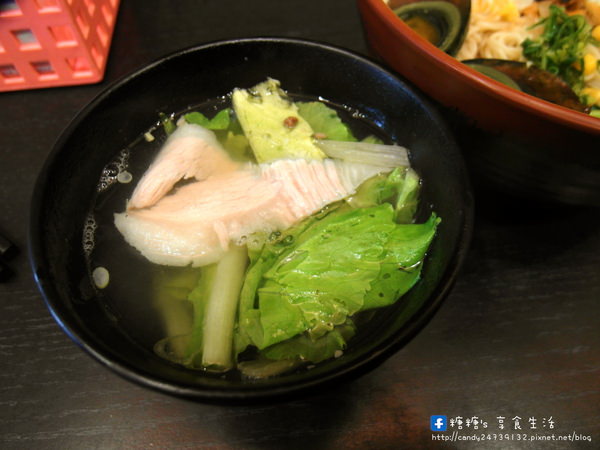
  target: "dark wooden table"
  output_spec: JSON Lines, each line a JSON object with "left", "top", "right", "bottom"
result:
{"left": 1, "top": 1, "right": 599, "bottom": 448}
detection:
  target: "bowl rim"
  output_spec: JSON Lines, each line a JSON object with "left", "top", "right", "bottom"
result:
{"left": 28, "top": 36, "right": 474, "bottom": 402}
{"left": 363, "top": 0, "right": 600, "bottom": 135}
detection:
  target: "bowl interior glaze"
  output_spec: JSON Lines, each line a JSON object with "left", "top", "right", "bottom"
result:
{"left": 30, "top": 38, "right": 473, "bottom": 402}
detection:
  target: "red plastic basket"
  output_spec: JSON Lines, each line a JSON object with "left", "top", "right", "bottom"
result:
{"left": 0, "top": 0, "right": 120, "bottom": 92}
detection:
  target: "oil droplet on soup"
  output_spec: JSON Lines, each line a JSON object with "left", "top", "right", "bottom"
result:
{"left": 117, "top": 170, "right": 133, "bottom": 184}
{"left": 92, "top": 266, "right": 110, "bottom": 289}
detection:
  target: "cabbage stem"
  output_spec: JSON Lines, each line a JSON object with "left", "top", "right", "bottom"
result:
{"left": 316, "top": 139, "right": 409, "bottom": 168}
{"left": 201, "top": 244, "right": 248, "bottom": 370}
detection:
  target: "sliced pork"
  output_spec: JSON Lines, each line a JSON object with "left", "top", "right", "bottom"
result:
{"left": 115, "top": 124, "right": 387, "bottom": 267}
{"left": 128, "top": 124, "right": 239, "bottom": 210}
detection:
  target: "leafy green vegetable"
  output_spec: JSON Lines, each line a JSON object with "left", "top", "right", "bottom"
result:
{"left": 150, "top": 79, "right": 439, "bottom": 377}
{"left": 234, "top": 168, "right": 435, "bottom": 368}
{"left": 237, "top": 355, "right": 303, "bottom": 379}
{"left": 231, "top": 78, "right": 326, "bottom": 162}
{"left": 297, "top": 101, "right": 357, "bottom": 141}
{"left": 348, "top": 167, "right": 421, "bottom": 223}
{"left": 234, "top": 206, "right": 335, "bottom": 355}
{"left": 184, "top": 264, "right": 215, "bottom": 365}
{"left": 522, "top": 5, "right": 594, "bottom": 94}
{"left": 151, "top": 268, "right": 199, "bottom": 365}
{"left": 261, "top": 321, "right": 356, "bottom": 363}
{"left": 316, "top": 139, "right": 409, "bottom": 169}
{"left": 237, "top": 320, "right": 355, "bottom": 378}
{"left": 347, "top": 172, "right": 400, "bottom": 209}
{"left": 236, "top": 202, "right": 439, "bottom": 361}
{"left": 222, "top": 131, "right": 251, "bottom": 161}
{"left": 184, "top": 108, "right": 232, "bottom": 130}
{"left": 201, "top": 245, "right": 247, "bottom": 370}
{"left": 184, "top": 109, "right": 252, "bottom": 161}
{"left": 164, "top": 246, "right": 247, "bottom": 370}
{"left": 393, "top": 167, "right": 421, "bottom": 223}
{"left": 296, "top": 101, "right": 383, "bottom": 143}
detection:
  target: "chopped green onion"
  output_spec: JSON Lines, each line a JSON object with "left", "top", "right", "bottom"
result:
{"left": 522, "top": 5, "right": 595, "bottom": 95}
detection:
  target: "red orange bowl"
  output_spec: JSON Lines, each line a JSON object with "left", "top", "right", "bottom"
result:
{"left": 358, "top": 0, "right": 600, "bottom": 206}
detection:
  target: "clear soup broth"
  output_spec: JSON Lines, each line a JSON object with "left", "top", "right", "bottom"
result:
{"left": 84, "top": 93, "right": 398, "bottom": 378}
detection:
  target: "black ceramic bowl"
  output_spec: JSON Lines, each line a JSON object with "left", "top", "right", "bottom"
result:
{"left": 29, "top": 37, "right": 473, "bottom": 402}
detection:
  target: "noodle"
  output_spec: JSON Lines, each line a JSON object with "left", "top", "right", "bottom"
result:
{"left": 456, "top": 0, "right": 538, "bottom": 60}
{"left": 452, "top": 0, "right": 600, "bottom": 108}
{"left": 382, "top": 0, "right": 600, "bottom": 109}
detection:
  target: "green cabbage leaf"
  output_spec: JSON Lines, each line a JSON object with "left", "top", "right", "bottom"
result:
{"left": 235, "top": 169, "right": 439, "bottom": 366}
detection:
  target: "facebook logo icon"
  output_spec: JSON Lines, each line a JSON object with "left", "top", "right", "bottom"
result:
{"left": 430, "top": 415, "right": 447, "bottom": 431}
